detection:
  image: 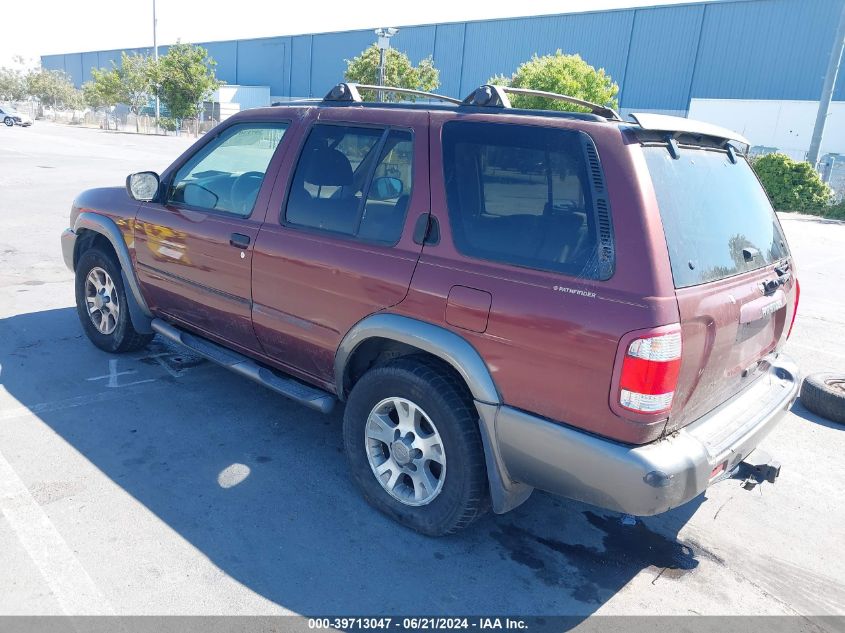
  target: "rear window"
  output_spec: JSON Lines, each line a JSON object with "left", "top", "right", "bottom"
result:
{"left": 644, "top": 146, "right": 789, "bottom": 288}
{"left": 442, "top": 121, "right": 606, "bottom": 279}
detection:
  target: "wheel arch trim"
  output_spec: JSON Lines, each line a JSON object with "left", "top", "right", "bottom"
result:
{"left": 72, "top": 212, "right": 154, "bottom": 332}
{"left": 335, "top": 313, "right": 533, "bottom": 514}
{"left": 334, "top": 313, "right": 500, "bottom": 405}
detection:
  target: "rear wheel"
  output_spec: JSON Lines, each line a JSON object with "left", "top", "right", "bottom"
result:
{"left": 343, "top": 356, "right": 489, "bottom": 536}
{"left": 75, "top": 247, "right": 153, "bottom": 353}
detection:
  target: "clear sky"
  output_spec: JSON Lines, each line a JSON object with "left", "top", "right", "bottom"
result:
{"left": 0, "top": 0, "right": 709, "bottom": 68}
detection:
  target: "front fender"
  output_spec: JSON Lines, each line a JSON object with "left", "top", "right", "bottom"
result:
{"left": 70, "top": 212, "right": 153, "bottom": 333}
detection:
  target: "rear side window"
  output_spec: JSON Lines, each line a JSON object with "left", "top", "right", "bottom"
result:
{"left": 644, "top": 147, "right": 789, "bottom": 288}
{"left": 442, "top": 121, "right": 609, "bottom": 279}
{"left": 285, "top": 124, "right": 413, "bottom": 245}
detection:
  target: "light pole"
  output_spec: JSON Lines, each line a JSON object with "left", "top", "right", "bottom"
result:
{"left": 374, "top": 27, "right": 398, "bottom": 101}
{"left": 808, "top": 1, "right": 845, "bottom": 166}
{"left": 153, "top": 0, "right": 160, "bottom": 134}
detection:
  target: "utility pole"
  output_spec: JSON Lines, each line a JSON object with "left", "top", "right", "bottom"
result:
{"left": 374, "top": 27, "right": 398, "bottom": 102}
{"left": 807, "top": 1, "right": 845, "bottom": 166}
{"left": 153, "top": 0, "right": 160, "bottom": 134}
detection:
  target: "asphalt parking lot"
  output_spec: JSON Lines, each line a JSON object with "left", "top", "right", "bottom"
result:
{"left": 1, "top": 122, "right": 844, "bottom": 621}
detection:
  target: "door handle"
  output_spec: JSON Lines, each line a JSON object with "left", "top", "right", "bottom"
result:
{"left": 229, "top": 233, "right": 251, "bottom": 249}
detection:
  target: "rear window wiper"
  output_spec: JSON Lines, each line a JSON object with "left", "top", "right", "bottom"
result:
{"left": 761, "top": 260, "right": 792, "bottom": 295}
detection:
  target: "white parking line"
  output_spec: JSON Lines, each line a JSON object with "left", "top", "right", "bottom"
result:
{"left": 0, "top": 446, "right": 114, "bottom": 614}
{"left": 0, "top": 383, "right": 165, "bottom": 422}
{"left": 86, "top": 359, "right": 156, "bottom": 388}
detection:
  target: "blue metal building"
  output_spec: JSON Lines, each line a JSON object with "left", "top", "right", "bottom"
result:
{"left": 41, "top": 0, "right": 845, "bottom": 116}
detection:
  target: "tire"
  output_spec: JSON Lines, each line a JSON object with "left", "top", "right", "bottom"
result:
{"left": 4, "top": 117, "right": 13, "bottom": 127}
{"left": 800, "top": 373, "right": 845, "bottom": 424}
{"left": 75, "top": 247, "right": 153, "bottom": 353}
{"left": 343, "top": 355, "right": 489, "bottom": 536}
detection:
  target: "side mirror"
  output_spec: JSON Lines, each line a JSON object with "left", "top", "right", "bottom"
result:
{"left": 370, "top": 176, "right": 403, "bottom": 201}
{"left": 126, "top": 171, "right": 160, "bottom": 202}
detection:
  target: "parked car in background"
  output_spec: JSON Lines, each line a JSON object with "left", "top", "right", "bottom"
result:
{"left": 60, "top": 82, "right": 800, "bottom": 536}
{"left": 0, "top": 105, "right": 33, "bottom": 127}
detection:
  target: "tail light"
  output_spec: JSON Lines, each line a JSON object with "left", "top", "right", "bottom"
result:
{"left": 618, "top": 329, "right": 682, "bottom": 415}
{"left": 787, "top": 279, "right": 800, "bottom": 339}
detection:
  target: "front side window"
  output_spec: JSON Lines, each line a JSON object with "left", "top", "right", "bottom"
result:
{"left": 442, "top": 121, "right": 602, "bottom": 278}
{"left": 168, "top": 123, "right": 288, "bottom": 216}
{"left": 285, "top": 124, "right": 413, "bottom": 244}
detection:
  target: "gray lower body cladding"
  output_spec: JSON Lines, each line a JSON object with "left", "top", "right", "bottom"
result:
{"left": 489, "top": 353, "right": 799, "bottom": 516}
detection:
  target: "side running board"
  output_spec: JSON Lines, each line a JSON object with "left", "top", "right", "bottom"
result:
{"left": 151, "top": 319, "right": 336, "bottom": 414}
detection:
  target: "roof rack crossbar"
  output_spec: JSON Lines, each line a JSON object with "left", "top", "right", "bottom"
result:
{"left": 461, "top": 84, "right": 622, "bottom": 121}
{"left": 324, "top": 82, "right": 462, "bottom": 105}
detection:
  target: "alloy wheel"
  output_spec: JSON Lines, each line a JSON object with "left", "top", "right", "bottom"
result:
{"left": 365, "top": 397, "right": 446, "bottom": 506}
{"left": 84, "top": 266, "right": 120, "bottom": 335}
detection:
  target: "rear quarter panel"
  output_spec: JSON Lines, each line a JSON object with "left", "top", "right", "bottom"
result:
{"left": 395, "top": 113, "right": 680, "bottom": 444}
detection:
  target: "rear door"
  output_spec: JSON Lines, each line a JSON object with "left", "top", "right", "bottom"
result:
{"left": 250, "top": 107, "right": 429, "bottom": 382}
{"left": 642, "top": 143, "right": 797, "bottom": 431}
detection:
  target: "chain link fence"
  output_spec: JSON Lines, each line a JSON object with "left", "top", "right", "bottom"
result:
{"left": 6, "top": 101, "right": 219, "bottom": 136}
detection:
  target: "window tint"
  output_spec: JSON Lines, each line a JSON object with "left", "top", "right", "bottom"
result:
{"left": 168, "top": 123, "right": 288, "bottom": 216}
{"left": 285, "top": 125, "right": 413, "bottom": 244}
{"left": 442, "top": 121, "right": 601, "bottom": 278}
{"left": 643, "top": 147, "right": 789, "bottom": 288}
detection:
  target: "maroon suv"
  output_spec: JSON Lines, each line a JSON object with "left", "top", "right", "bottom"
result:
{"left": 61, "top": 83, "right": 800, "bottom": 535}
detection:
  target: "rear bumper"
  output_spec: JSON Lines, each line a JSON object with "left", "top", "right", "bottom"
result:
{"left": 61, "top": 228, "right": 77, "bottom": 271}
{"left": 494, "top": 353, "right": 799, "bottom": 516}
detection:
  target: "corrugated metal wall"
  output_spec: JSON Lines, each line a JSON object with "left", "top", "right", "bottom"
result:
{"left": 41, "top": 0, "right": 845, "bottom": 113}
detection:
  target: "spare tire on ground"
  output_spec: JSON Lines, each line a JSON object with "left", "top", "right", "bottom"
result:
{"left": 800, "top": 373, "right": 845, "bottom": 424}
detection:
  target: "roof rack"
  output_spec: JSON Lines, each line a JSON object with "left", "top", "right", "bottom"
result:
{"left": 324, "top": 82, "right": 462, "bottom": 105}
{"left": 461, "top": 84, "right": 622, "bottom": 121}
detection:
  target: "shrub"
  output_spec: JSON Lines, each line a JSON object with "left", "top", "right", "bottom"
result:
{"left": 825, "top": 200, "right": 845, "bottom": 220}
{"left": 751, "top": 153, "right": 832, "bottom": 213}
{"left": 159, "top": 117, "right": 179, "bottom": 132}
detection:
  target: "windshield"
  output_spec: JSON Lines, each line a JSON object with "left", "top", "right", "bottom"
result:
{"left": 643, "top": 146, "right": 789, "bottom": 288}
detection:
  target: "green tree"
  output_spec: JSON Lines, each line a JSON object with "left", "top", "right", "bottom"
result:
{"left": 25, "top": 69, "right": 79, "bottom": 118}
{"left": 150, "top": 42, "right": 221, "bottom": 136}
{"left": 751, "top": 153, "right": 832, "bottom": 212}
{"left": 0, "top": 66, "right": 28, "bottom": 101}
{"left": 82, "top": 78, "right": 114, "bottom": 110}
{"left": 344, "top": 44, "right": 439, "bottom": 100}
{"left": 88, "top": 53, "right": 154, "bottom": 132}
{"left": 489, "top": 51, "right": 619, "bottom": 113}
{"left": 64, "top": 86, "right": 85, "bottom": 112}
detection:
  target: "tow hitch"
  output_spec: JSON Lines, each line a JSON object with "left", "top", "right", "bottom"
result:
{"left": 733, "top": 449, "right": 781, "bottom": 490}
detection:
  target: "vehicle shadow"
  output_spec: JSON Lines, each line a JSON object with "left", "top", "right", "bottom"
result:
{"left": 0, "top": 306, "right": 712, "bottom": 616}
{"left": 791, "top": 399, "right": 843, "bottom": 431}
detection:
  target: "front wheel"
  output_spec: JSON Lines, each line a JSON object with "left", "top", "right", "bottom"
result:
{"left": 4, "top": 117, "right": 13, "bottom": 127}
{"left": 75, "top": 248, "right": 153, "bottom": 353}
{"left": 343, "top": 356, "right": 489, "bottom": 536}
